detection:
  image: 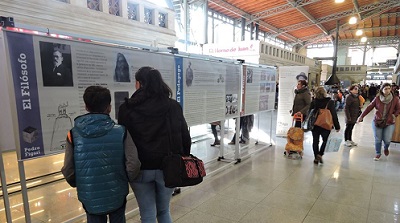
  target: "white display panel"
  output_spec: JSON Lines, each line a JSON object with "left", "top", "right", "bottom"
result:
{"left": 242, "top": 65, "right": 277, "bottom": 115}
{"left": 180, "top": 57, "right": 228, "bottom": 126}
{"left": 276, "top": 66, "right": 309, "bottom": 136}
{"left": 3, "top": 31, "right": 175, "bottom": 160}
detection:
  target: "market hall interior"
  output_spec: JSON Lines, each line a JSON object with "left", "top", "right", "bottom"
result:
{"left": 1, "top": 110, "right": 400, "bottom": 222}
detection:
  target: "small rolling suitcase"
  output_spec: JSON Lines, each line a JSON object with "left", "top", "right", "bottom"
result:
{"left": 284, "top": 113, "right": 304, "bottom": 159}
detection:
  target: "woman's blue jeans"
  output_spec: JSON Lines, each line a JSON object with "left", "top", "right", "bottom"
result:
{"left": 372, "top": 122, "right": 395, "bottom": 155}
{"left": 130, "top": 170, "right": 174, "bottom": 223}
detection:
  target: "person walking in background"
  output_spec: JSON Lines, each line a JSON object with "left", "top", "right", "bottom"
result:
{"left": 309, "top": 87, "right": 340, "bottom": 165}
{"left": 344, "top": 85, "right": 361, "bottom": 147}
{"left": 291, "top": 80, "right": 311, "bottom": 127}
{"left": 368, "top": 83, "right": 378, "bottom": 102}
{"left": 358, "top": 83, "right": 400, "bottom": 161}
{"left": 210, "top": 121, "right": 221, "bottom": 146}
{"left": 61, "top": 86, "right": 141, "bottom": 223}
{"left": 228, "top": 115, "right": 254, "bottom": 145}
{"left": 118, "top": 67, "right": 191, "bottom": 223}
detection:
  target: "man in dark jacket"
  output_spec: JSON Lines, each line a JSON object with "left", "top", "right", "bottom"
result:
{"left": 61, "top": 86, "right": 140, "bottom": 223}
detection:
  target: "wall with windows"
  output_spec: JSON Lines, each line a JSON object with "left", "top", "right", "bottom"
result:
{"left": 0, "top": 0, "right": 176, "bottom": 47}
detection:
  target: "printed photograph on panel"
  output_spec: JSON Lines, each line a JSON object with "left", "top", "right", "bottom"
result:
{"left": 247, "top": 68, "right": 253, "bottom": 83}
{"left": 186, "top": 61, "right": 193, "bottom": 87}
{"left": 40, "top": 42, "right": 73, "bottom": 87}
{"left": 114, "top": 53, "right": 131, "bottom": 82}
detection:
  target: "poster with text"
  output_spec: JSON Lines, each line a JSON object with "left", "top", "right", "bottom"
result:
{"left": 225, "top": 64, "right": 241, "bottom": 119}
{"left": 276, "top": 66, "right": 309, "bottom": 136}
{"left": 180, "top": 57, "right": 227, "bottom": 126}
{"left": 5, "top": 31, "right": 175, "bottom": 160}
{"left": 242, "top": 65, "right": 276, "bottom": 115}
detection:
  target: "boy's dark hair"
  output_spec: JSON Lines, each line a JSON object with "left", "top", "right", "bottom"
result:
{"left": 83, "top": 86, "right": 111, "bottom": 113}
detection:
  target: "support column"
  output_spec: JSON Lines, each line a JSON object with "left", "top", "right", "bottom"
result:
{"left": 250, "top": 23, "right": 254, "bottom": 40}
{"left": 241, "top": 18, "right": 245, "bottom": 41}
{"left": 362, "top": 44, "right": 367, "bottom": 65}
{"left": 255, "top": 23, "right": 259, "bottom": 40}
{"left": 211, "top": 11, "right": 215, "bottom": 43}
{"left": 183, "top": 0, "right": 189, "bottom": 51}
{"left": 203, "top": 0, "right": 208, "bottom": 44}
{"left": 233, "top": 19, "right": 236, "bottom": 42}
{"left": 332, "top": 21, "right": 339, "bottom": 76}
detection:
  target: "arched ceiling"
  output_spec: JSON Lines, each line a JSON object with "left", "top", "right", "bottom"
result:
{"left": 207, "top": 0, "right": 400, "bottom": 47}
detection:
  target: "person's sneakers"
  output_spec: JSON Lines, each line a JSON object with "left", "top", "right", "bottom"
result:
{"left": 210, "top": 140, "right": 220, "bottom": 146}
{"left": 228, "top": 141, "right": 235, "bottom": 145}
{"left": 384, "top": 149, "right": 389, "bottom": 156}
{"left": 345, "top": 140, "right": 353, "bottom": 147}
{"left": 172, "top": 188, "right": 181, "bottom": 196}
{"left": 350, "top": 141, "right": 358, "bottom": 146}
{"left": 374, "top": 155, "right": 381, "bottom": 161}
{"left": 313, "top": 159, "right": 319, "bottom": 164}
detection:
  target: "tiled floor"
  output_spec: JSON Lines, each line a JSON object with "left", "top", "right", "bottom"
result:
{"left": 1, "top": 109, "right": 400, "bottom": 222}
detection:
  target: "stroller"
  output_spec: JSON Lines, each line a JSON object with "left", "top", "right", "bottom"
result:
{"left": 284, "top": 113, "right": 304, "bottom": 159}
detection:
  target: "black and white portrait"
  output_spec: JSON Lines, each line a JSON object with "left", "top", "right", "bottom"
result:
{"left": 40, "top": 42, "right": 73, "bottom": 87}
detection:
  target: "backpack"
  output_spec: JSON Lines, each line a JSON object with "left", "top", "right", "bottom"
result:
{"left": 314, "top": 101, "right": 333, "bottom": 130}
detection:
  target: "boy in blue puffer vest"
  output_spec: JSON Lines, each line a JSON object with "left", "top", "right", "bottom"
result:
{"left": 61, "top": 86, "right": 141, "bottom": 223}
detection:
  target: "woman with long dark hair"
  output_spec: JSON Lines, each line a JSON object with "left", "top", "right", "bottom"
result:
{"left": 358, "top": 83, "right": 400, "bottom": 161}
{"left": 118, "top": 67, "right": 191, "bottom": 222}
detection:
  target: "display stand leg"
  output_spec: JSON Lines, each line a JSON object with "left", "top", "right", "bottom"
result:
{"left": 18, "top": 160, "right": 31, "bottom": 223}
{"left": 0, "top": 152, "right": 12, "bottom": 223}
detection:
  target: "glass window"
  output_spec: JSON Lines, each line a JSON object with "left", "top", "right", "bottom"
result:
{"left": 87, "top": 0, "right": 100, "bottom": 11}
{"left": 109, "top": 0, "right": 120, "bottom": 16}
{"left": 159, "top": 12, "right": 167, "bottom": 28}
{"left": 56, "top": 0, "right": 69, "bottom": 3}
{"left": 127, "top": 3, "right": 138, "bottom": 21}
{"left": 144, "top": 8, "right": 154, "bottom": 24}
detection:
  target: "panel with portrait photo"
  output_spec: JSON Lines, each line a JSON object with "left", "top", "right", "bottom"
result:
{"left": 40, "top": 42, "right": 73, "bottom": 87}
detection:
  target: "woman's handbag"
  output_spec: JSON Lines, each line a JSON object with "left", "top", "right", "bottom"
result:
{"left": 375, "top": 119, "right": 387, "bottom": 128}
{"left": 162, "top": 154, "right": 206, "bottom": 188}
{"left": 314, "top": 101, "right": 334, "bottom": 130}
{"left": 374, "top": 101, "right": 393, "bottom": 128}
{"left": 161, "top": 110, "right": 206, "bottom": 188}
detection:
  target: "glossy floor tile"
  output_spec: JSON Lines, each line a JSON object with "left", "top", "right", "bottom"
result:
{"left": 1, "top": 109, "right": 400, "bottom": 222}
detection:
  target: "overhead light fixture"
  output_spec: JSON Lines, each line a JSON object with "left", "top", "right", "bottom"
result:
{"left": 355, "top": 30, "right": 363, "bottom": 36}
{"left": 335, "top": 0, "right": 344, "bottom": 3}
{"left": 360, "top": 37, "right": 367, "bottom": 42}
{"left": 349, "top": 16, "right": 357, "bottom": 24}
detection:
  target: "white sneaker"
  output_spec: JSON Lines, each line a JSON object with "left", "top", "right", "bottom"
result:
{"left": 350, "top": 141, "right": 357, "bottom": 146}
{"left": 345, "top": 140, "right": 353, "bottom": 147}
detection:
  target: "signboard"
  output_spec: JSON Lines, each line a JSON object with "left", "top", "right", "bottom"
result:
{"left": 276, "top": 66, "right": 309, "bottom": 136}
